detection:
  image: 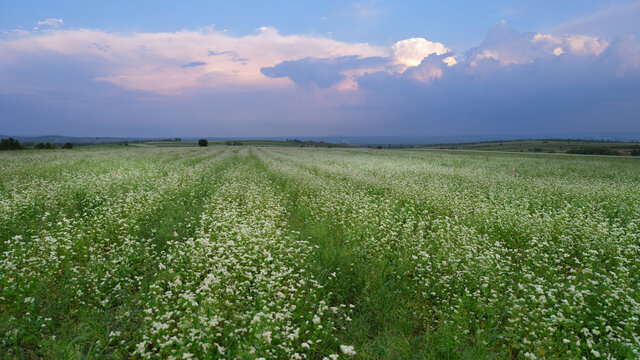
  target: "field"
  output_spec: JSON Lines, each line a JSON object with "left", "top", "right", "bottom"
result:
{"left": 422, "top": 139, "right": 640, "bottom": 155}
{"left": 135, "top": 140, "right": 341, "bottom": 148}
{"left": 1, "top": 147, "right": 639, "bottom": 359}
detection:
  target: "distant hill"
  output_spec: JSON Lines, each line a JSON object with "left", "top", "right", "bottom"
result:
{"left": 0, "top": 135, "right": 148, "bottom": 145}
{"left": 4, "top": 132, "right": 640, "bottom": 146}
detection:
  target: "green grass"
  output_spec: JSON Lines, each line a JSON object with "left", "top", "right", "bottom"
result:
{"left": 1, "top": 146, "right": 639, "bottom": 359}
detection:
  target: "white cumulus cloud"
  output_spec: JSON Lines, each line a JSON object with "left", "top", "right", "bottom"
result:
{"left": 532, "top": 33, "right": 608, "bottom": 56}
{"left": 392, "top": 38, "right": 450, "bottom": 69}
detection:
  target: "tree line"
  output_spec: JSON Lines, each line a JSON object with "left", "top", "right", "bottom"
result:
{"left": 1, "top": 138, "right": 74, "bottom": 150}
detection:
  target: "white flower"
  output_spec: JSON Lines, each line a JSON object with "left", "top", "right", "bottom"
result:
{"left": 340, "top": 345, "right": 356, "bottom": 356}
{"left": 261, "top": 331, "right": 272, "bottom": 343}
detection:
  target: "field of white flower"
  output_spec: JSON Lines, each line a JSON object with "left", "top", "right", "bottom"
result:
{"left": 1, "top": 146, "right": 639, "bottom": 359}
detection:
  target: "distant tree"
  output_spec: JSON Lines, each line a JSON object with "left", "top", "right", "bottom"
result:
{"left": 198, "top": 139, "right": 208, "bottom": 147}
{"left": 630, "top": 148, "right": 640, "bottom": 156}
{"left": 35, "top": 142, "right": 55, "bottom": 149}
{"left": 61, "top": 142, "right": 73, "bottom": 149}
{"left": 0, "top": 137, "right": 23, "bottom": 150}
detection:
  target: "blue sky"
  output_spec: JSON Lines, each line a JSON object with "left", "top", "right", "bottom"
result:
{"left": 1, "top": 0, "right": 640, "bottom": 137}
{"left": 3, "top": 0, "right": 637, "bottom": 50}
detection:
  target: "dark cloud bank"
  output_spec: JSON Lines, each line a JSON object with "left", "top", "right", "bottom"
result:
{"left": 261, "top": 23, "right": 640, "bottom": 136}
{"left": 261, "top": 56, "right": 387, "bottom": 88}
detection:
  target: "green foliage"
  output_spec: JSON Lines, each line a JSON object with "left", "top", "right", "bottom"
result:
{"left": 35, "top": 142, "right": 55, "bottom": 149}
{"left": 0, "top": 137, "right": 22, "bottom": 150}
{"left": 197, "top": 138, "right": 208, "bottom": 147}
{"left": 567, "top": 147, "right": 619, "bottom": 155}
{"left": 61, "top": 142, "right": 73, "bottom": 149}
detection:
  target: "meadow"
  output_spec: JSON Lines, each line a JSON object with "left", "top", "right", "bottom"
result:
{"left": 1, "top": 146, "right": 639, "bottom": 359}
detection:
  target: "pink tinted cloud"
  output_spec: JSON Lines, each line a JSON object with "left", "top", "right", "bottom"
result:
{"left": 0, "top": 26, "right": 388, "bottom": 94}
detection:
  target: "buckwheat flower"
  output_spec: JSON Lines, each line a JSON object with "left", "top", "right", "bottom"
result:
{"left": 341, "top": 345, "right": 356, "bottom": 356}
{"left": 262, "top": 331, "right": 272, "bottom": 343}
{"left": 135, "top": 341, "right": 146, "bottom": 354}
{"left": 302, "top": 342, "right": 310, "bottom": 349}
{"left": 591, "top": 350, "right": 600, "bottom": 358}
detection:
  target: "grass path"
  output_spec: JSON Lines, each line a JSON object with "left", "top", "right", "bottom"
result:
{"left": 255, "top": 148, "right": 483, "bottom": 359}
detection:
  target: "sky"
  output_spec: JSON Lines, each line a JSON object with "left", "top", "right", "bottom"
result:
{"left": 1, "top": 0, "right": 640, "bottom": 137}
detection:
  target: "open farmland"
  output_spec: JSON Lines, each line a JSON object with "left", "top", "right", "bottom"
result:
{"left": 421, "top": 139, "right": 640, "bottom": 155}
{"left": 1, "top": 147, "right": 639, "bottom": 359}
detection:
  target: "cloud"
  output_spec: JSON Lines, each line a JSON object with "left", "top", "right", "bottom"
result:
{"left": 351, "top": 27, "right": 640, "bottom": 135}
{"left": 392, "top": 38, "right": 450, "bottom": 69}
{"left": 0, "top": 27, "right": 387, "bottom": 94}
{"left": 261, "top": 55, "right": 387, "bottom": 88}
{"left": 208, "top": 50, "right": 248, "bottom": 63}
{"left": 465, "top": 21, "right": 610, "bottom": 69}
{"left": 532, "top": 33, "right": 608, "bottom": 56}
{"left": 1, "top": 21, "right": 640, "bottom": 137}
{"left": 261, "top": 36, "right": 454, "bottom": 87}
{"left": 182, "top": 61, "right": 207, "bottom": 68}
{"left": 37, "top": 18, "right": 64, "bottom": 28}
